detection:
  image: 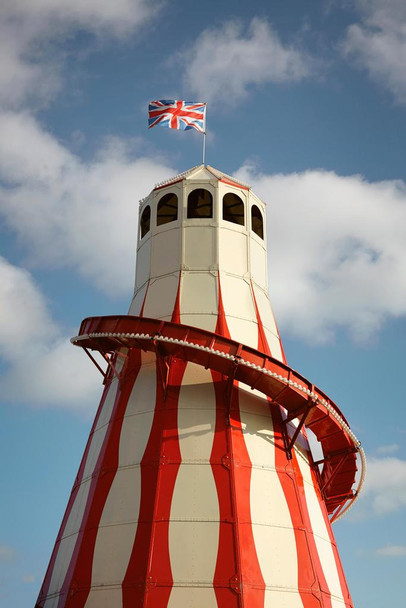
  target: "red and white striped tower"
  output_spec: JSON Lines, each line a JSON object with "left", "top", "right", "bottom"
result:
{"left": 37, "top": 165, "right": 365, "bottom": 608}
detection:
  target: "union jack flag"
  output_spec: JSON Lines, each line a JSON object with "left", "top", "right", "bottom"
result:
{"left": 148, "top": 100, "right": 206, "bottom": 134}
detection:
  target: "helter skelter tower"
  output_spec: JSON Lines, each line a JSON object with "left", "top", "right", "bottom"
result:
{"left": 37, "top": 165, "right": 365, "bottom": 608}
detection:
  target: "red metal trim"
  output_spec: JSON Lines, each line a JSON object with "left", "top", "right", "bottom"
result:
{"left": 72, "top": 314, "right": 358, "bottom": 516}
{"left": 153, "top": 178, "right": 183, "bottom": 191}
{"left": 219, "top": 177, "right": 250, "bottom": 191}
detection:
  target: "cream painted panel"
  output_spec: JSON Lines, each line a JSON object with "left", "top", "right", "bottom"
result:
{"left": 135, "top": 238, "right": 151, "bottom": 290}
{"left": 239, "top": 389, "right": 302, "bottom": 602}
{"left": 252, "top": 524, "right": 302, "bottom": 591}
{"left": 184, "top": 226, "right": 216, "bottom": 269}
{"left": 150, "top": 228, "right": 181, "bottom": 278}
{"left": 253, "top": 284, "right": 279, "bottom": 335}
{"left": 180, "top": 272, "right": 218, "bottom": 332}
{"left": 82, "top": 427, "right": 107, "bottom": 481}
{"left": 119, "top": 412, "right": 156, "bottom": 465}
{"left": 219, "top": 229, "right": 248, "bottom": 275}
{"left": 169, "top": 365, "right": 218, "bottom": 596}
{"left": 170, "top": 466, "right": 219, "bottom": 520}
{"left": 168, "top": 587, "right": 218, "bottom": 608}
{"left": 93, "top": 374, "right": 122, "bottom": 433}
{"left": 238, "top": 385, "right": 270, "bottom": 416}
{"left": 221, "top": 274, "right": 255, "bottom": 323}
{"left": 84, "top": 357, "right": 156, "bottom": 604}
{"left": 43, "top": 597, "right": 58, "bottom": 608}
{"left": 225, "top": 316, "right": 258, "bottom": 349}
{"left": 176, "top": 361, "right": 214, "bottom": 388}
{"left": 93, "top": 468, "right": 140, "bottom": 526}
{"left": 220, "top": 274, "right": 257, "bottom": 345}
{"left": 169, "top": 522, "right": 219, "bottom": 582}
{"left": 142, "top": 274, "right": 179, "bottom": 320}
{"left": 188, "top": 166, "right": 215, "bottom": 180}
{"left": 47, "top": 533, "right": 78, "bottom": 596}
{"left": 86, "top": 523, "right": 139, "bottom": 587}
{"left": 250, "top": 469, "right": 294, "bottom": 527}
{"left": 181, "top": 313, "right": 217, "bottom": 333}
{"left": 296, "top": 456, "right": 344, "bottom": 602}
{"left": 127, "top": 282, "right": 147, "bottom": 316}
{"left": 264, "top": 327, "right": 283, "bottom": 362}
{"left": 63, "top": 478, "right": 92, "bottom": 536}
{"left": 250, "top": 239, "right": 267, "bottom": 290}
{"left": 264, "top": 589, "right": 305, "bottom": 608}
{"left": 83, "top": 588, "right": 122, "bottom": 608}
{"left": 120, "top": 358, "right": 156, "bottom": 413}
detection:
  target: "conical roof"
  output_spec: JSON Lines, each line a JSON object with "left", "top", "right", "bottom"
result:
{"left": 153, "top": 164, "right": 251, "bottom": 191}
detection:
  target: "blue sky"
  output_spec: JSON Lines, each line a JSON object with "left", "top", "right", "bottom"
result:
{"left": 0, "top": 1, "right": 405, "bottom": 606}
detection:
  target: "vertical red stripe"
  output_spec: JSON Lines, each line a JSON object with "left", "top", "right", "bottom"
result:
{"left": 36, "top": 368, "right": 120, "bottom": 606}
{"left": 211, "top": 370, "right": 240, "bottom": 608}
{"left": 139, "top": 279, "right": 150, "bottom": 317}
{"left": 171, "top": 272, "right": 181, "bottom": 324}
{"left": 122, "top": 271, "right": 184, "bottom": 607}
{"left": 122, "top": 358, "right": 186, "bottom": 607}
{"left": 230, "top": 386, "right": 266, "bottom": 605}
{"left": 271, "top": 408, "right": 325, "bottom": 607}
{"left": 211, "top": 273, "right": 265, "bottom": 606}
{"left": 289, "top": 440, "right": 335, "bottom": 608}
{"left": 58, "top": 350, "right": 142, "bottom": 608}
{"left": 250, "top": 279, "right": 288, "bottom": 364}
{"left": 211, "top": 275, "right": 240, "bottom": 606}
{"left": 310, "top": 466, "right": 353, "bottom": 607}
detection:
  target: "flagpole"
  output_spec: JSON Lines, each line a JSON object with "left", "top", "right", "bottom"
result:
{"left": 202, "top": 103, "right": 207, "bottom": 166}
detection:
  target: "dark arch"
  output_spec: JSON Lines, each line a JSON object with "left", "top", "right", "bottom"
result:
{"left": 223, "top": 193, "right": 245, "bottom": 226}
{"left": 187, "top": 188, "right": 213, "bottom": 219}
{"left": 251, "top": 204, "right": 263, "bottom": 239}
{"left": 157, "top": 192, "right": 178, "bottom": 226}
{"left": 140, "top": 205, "right": 151, "bottom": 239}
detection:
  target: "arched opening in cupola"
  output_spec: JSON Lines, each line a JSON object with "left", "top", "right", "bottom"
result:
{"left": 251, "top": 205, "right": 263, "bottom": 239}
{"left": 140, "top": 205, "right": 151, "bottom": 239}
{"left": 187, "top": 188, "right": 213, "bottom": 219}
{"left": 157, "top": 192, "right": 178, "bottom": 226}
{"left": 223, "top": 192, "right": 245, "bottom": 226}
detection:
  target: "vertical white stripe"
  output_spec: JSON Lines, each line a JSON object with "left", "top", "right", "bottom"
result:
{"left": 84, "top": 356, "right": 156, "bottom": 607}
{"left": 180, "top": 271, "right": 218, "bottom": 332}
{"left": 45, "top": 378, "right": 120, "bottom": 602}
{"left": 128, "top": 282, "right": 148, "bottom": 316}
{"left": 239, "top": 387, "right": 304, "bottom": 607}
{"left": 253, "top": 284, "right": 283, "bottom": 362}
{"left": 221, "top": 274, "right": 258, "bottom": 348}
{"left": 295, "top": 444, "right": 346, "bottom": 606}
{"left": 142, "top": 274, "right": 179, "bottom": 320}
{"left": 167, "top": 364, "right": 218, "bottom": 607}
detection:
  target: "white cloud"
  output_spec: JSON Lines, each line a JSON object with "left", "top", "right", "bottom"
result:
{"left": 2, "top": 117, "right": 406, "bottom": 347}
{"left": 234, "top": 164, "right": 406, "bottom": 343}
{"left": 377, "top": 443, "right": 400, "bottom": 454}
{"left": 341, "top": 0, "right": 406, "bottom": 103}
{"left": 362, "top": 457, "right": 406, "bottom": 516}
{"left": 374, "top": 544, "right": 406, "bottom": 557}
{"left": 181, "top": 18, "right": 315, "bottom": 103}
{"left": 0, "top": 544, "right": 16, "bottom": 562}
{"left": 0, "top": 0, "right": 159, "bottom": 109}
{"left": 0, "top": 111, "right": 176, "bottom": 295}
{"left": 0, "top": 256, "right": 101, "bottom": 411}
{"left": 0, "top": 109, "right": 177, "bottom": 412}
{"left": 22, "top": 574, "right": 36, "bottom": 583}
{"left": 2, "top": 0, "right": 156, "bottom": 36}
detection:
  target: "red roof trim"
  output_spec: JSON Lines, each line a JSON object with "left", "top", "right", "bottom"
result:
{"left": 219, "top": 177, "right": 250, "bottom": 191}
{"left": 153, "top": 178, "right": 184, "bottom": 191}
